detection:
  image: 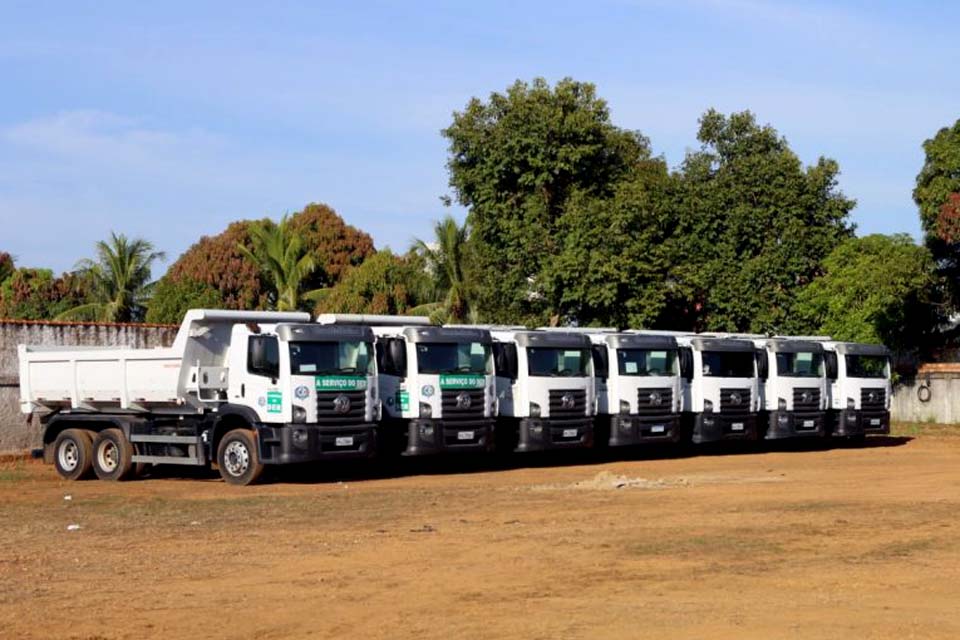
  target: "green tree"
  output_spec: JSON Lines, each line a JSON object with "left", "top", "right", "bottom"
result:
{"left": 669, "top": 110, "right": 855, "bottom": 332}
{"left": 796, "top": 234, "right": 941, "bottom": 351}
{"left": 58, "top": 233, "right": 165, "bottom": 322}
{"left": 145, "top": 277, "right": 225, "bottom": 324}
{"left": 913, "top": 118, "right": 960, "bottom": 308}
{"left": 236, "top": 214, "right": 320, "bottom": 311}
{"left": 0, "top": 268, "right": 87, "bottom": 320}
{"left": 316, "top": 250, "right": 429, "bottom": 315}
{"left": 411, "top": 215, "right": 474, "bottom": 323}
{"left": 542, "top": 159, "right": 674, "bottom": 328}
{"left": 443, "top": 77, "right": 650, "bottom": 324}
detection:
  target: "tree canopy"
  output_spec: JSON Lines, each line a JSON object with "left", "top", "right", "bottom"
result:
{"left": 443, "top": 77, "right": 651, "bottom": 325}
{"left": 0, "top": 268, "right": 88, "bottom": 320}
{"left": 316, "top": 250, "right": 429, "bottom": 315}
{"left": 796, "top": 234, "right": 941, "bottom": 351}
{"left": 914, "top": 118, "right": 960, "bottom": 308}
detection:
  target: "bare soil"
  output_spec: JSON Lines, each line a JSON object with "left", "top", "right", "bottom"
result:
{"left": 2, "top": 424, "right": 960, "bottom": 639}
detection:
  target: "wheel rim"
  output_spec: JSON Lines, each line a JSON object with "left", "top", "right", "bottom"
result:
{"left": 58, "top": 439, "right": 79, "bottom": 472}
{"left": 223, "top": 440, "right": 250, "bottom": 477}
{"left": 97, "top": 440, "right": 119, "bottom": 472}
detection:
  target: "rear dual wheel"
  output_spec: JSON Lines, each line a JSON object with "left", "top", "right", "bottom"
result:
{"left": 92, "top": 428, "right": 135, "bottom": 481}
{"left": 53, "top": 429, "right": 94, "bottom": 480}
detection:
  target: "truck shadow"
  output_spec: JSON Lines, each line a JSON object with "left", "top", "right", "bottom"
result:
{"left": 241, "top": 434, "right": 915, "bottom": 485}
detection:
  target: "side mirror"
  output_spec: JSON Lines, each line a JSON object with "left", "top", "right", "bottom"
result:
{"left": 679, "top": 347, "right": 693, "bottom": 382}
{"left": 388, "top": 339, "right": 407, "bottom": 377}
{"left": 755, "top": 349, "right": 768, "bottom": 380}
{"left": 591, "top": 345, "right": 609, "bottom": 380}
{"left": 825, "top": 352, "right": 838, "bottom": 380}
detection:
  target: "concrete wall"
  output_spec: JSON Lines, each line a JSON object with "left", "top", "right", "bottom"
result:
{"left": 0, "top": 320, "right": 176, "bottom": 453}
{"left": 891, "top": 364, "right": 960, "bottom": 425}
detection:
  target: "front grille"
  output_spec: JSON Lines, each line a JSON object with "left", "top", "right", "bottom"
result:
{"left": 441, "top": 389, "right": 485, "bottom": 422}
{"left": 636, "top": 388, "right": 673, "bottom": 416}
{"left": 316, "top": 390, "right": 366, "bottom": 425}
{"left": 792, "top": 388, "right": 821, "bottom": 412}
{"left": 720, "top": 388, "right": 751, "bottom": 413}
{"left": 549, "top": 389, "right": 587, "bottom": 419}
{"left": 861, "top": 388, "right": 886, "bottom": 411}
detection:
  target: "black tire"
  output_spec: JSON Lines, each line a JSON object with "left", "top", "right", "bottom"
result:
{"left": 216, "top": 429, "right": 264, "bottom": 486}
{"left": 52, "top": 429, "right": 94, "bottom": 481}
{"left": 92, "top": 428, "right": 135, "bottom": 481}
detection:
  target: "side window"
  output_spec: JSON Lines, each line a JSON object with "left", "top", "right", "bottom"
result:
{"left": 824, "top": 352, "right": 838, "bottom": 380}
{"left": 755, "top": 350, "right": 768, "bottom": 380}
{"left": 248, "top": 335, "right": 280, "bottom": 378}
{"left": 591, "top": 345, "right": 609, "bottom": 379}
{"left": 679, "top": 347, "right": 694, "bottom": 381}
{"left": 493, "top": 343, "right": 518, "bottom": 379}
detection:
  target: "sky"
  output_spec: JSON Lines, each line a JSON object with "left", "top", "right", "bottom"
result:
{"left": 1, "top": 0, "right": 958, "bottom": 274}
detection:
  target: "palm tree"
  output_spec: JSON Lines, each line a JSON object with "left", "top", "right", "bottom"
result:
{"left": 58, "top": 233, "right": 165, "bottom": 322}
{"left": 237, "top": 215, "right": 320, "bottom": 311}
{"left": 412, "top": 215, "right": 474, "bottom": 323}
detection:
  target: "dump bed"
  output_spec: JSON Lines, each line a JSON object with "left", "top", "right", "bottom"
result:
{"left": 18, "top": 309, "right": 310, "bottom": 414}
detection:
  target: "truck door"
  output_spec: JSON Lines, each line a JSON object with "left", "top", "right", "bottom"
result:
{"left": 246, "top": 334, "right": 286, "bottom": 423}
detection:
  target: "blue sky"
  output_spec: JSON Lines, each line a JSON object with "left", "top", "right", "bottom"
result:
{"left": 1, "top": 0, "right": 957, "bottom": 274}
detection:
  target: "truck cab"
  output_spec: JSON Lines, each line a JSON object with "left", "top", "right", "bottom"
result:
{"left": 548, "top": 330, "right": 682, "bottom": 446}
{"left": 753, "top": 339, "right": 829, "bottom": 439}
{"left": 319, "top": 315, "right": 496, "bottom": 456}
{"left": 673, "top": 335, "right": 760, "bottom": 443}
{"left": 487, "top": 329, "right": 596, "bottom": 452}
{"left": 822, "top": 341, "right": 892, "bottom": 437}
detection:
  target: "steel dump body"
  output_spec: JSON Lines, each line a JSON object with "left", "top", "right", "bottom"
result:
{"left": 19, "top": 309, "right": 309, "bottom": 414}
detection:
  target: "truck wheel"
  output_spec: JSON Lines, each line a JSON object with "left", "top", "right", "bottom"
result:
{"left": 216, "top": 429, "right": 264, "bottom": 486}
{"left": 53, "top": 429, "right": 94, "bottom": 481}
{"left": 92, "top": 428, "right": 135, "bottom": 481}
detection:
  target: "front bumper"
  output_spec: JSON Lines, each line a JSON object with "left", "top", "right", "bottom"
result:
{"left": 516, "top": 417, "right": 594, "bottom": 452}
{"left": 833, "top": 409, "right": 890, "bottom": 437}
{"left": 765, "top": 410, "right": 827, "bottom": 440}
{"left": 607, "top": 414, "right": 682, "bottom": 446}
{"left": 256, "top": 422, "right": 376, "bottom": 464}
{"left": 692, "top": 412, "right": 758, "bottom": 444}
{"left": 404, "top": 418, "right": 495, "bottom": 456}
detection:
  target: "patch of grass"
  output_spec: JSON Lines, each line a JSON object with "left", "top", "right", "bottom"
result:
{"left": 850, "top": 537, "right": 944, "bottom": 564}
{"left": 0, "top": 460, "right": 27, "bottom": 482}
{"left": 628, "top": 528, "right": 783, "bottom": 558}
{"left": 892, "top": 422, "right": 960, "bottom": 438}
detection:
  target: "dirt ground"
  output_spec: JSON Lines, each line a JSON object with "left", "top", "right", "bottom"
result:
{"left": 2, "top": 424, "right": 959, "bottom": 640}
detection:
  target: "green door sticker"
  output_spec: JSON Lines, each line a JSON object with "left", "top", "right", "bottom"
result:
{"left": 439, "top": 374, "right": 485, "bottom": 390}
{"left": 315, "top": 376, "right": 368, "bottom": 391}
{"left": 396, "top": 390, "right": 410, "bottom": 411}
{"left": 266, "top": 390, "right": 283, "bottom": 414}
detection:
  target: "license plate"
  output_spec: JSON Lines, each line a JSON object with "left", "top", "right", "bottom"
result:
{"left": 457, "top": 430, "right": 474, "bottom": 441}
{"left": 335, "top": 436, "right": 354, "bottom": 447}
{"left": 802, "top": 420, "right": 815, "bottom": 428}
{"left": 731, "top": 423, "right": 744, "bottom": 431}
{"left": 562, "top": 428, "right": 578, "bottom": 438}
{"left": 650, "top": 425, "right": 665, "bottom": 434}
{"left": 870, "top": 418, "right": 881, "bottom": 426}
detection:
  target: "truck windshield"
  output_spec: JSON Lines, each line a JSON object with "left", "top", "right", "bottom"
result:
{"left": 527, "top": 347, "right": 591, "bottom": 377}
{"left": 416, "top": 342, "right": 491, "bottom": 375}
{"left": 845, "top": 355, "right": 888, "bottom": 379}
{"left": 701, "top": 351, "right": 754, "bottom": 378}
{"left": 289, "top": 341, "right": 374, "bottom": 375}
{"left": 776, "top": 352, "right": 823, "bottom": 377}
{"left": 617, "top": 349, "right": 677, "bottom": 376}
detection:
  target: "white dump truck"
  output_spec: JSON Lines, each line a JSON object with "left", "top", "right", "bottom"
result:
{"left": 638, "top": 332, "right": 760, "bottom": 443}
{"left": 19, "top": 309, "right": 379, "bottom": 485}
{"left": 317, "top": 315, "right": 496, "bottom": 455}
{"left": 539, "top": 328, "right": 682, "bottom": 446}
{"left": 482, "top": 328, "right": 596, "bottom": 452}
{"left": 820, "top": 341, "right": 892, "bottom": 437}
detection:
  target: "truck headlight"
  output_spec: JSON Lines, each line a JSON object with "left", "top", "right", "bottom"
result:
{"left": 292, "top": 405, "right": 307, "bottom": 423}
{"left": 619, "top": 400, "right": 631, "bottom": 415}
{"left": 703, "top": 399, "right": 713, "bottom": 413}
{"left": 847, "top": 398, "right": 856, "bottom": 410}
{"left": 529, "top": 402, "right": 541, "bottom": 418}
{"left": 419, "top": 402, "right": 432, "bottom": 418}
{"left": 778, "top": 397, "right": 787, "bottom": 411}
